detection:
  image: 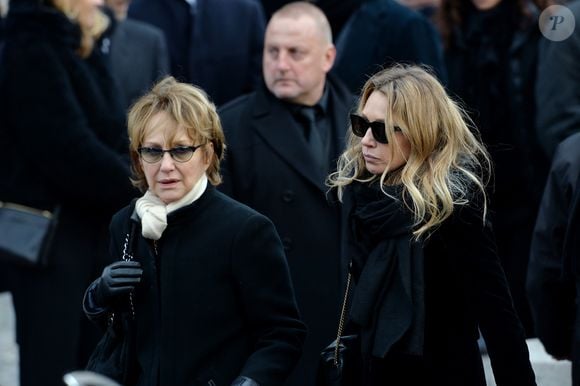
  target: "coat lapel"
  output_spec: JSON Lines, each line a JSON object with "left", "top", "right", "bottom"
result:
{"left": 326, "top": 74, "right": 355, "bottom": 169}
{"left": 252, "top": 90, "right": 328, "bottom": 192}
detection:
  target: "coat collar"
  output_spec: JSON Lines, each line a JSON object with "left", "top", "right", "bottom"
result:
{"left": 250, "top": 75, "right": 354, "bottom": 192}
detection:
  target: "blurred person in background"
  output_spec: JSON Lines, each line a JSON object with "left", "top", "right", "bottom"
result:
{"left": 436, "top": 0, "right": 547, "bottom": 337}
{"left": 527, "top": 132, "right": 580, "bottom": 385}
{"left": 101, "top": 0, "right": 169, "bottom": 110}
{"left": 127, "top": 0, "right": 266, "bottom": 106}
{"left": 0, "top": 0, "right": 137, "bottom": 385}
{"left": 333, "top": 0, "right": 447, "bottom": 95}
{"left": 535, "top": 0, "right": 580, "bottom": 159}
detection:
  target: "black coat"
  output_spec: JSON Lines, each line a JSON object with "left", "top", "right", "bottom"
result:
{"left": 127, "top": 0, "right": 265, "bottom": 106}
{"left": 443, "top": 4, "right": 547, "bottom": 335}
{"left": 98, "top": 187, "right": 306, "bottom": 386}
{"left": 343, "top": 185, "right": 536, "bottom": 386}
{"left": 334, "top": 0, "right": 447, "bottom": 93}
{"left": 535, "top": 0, "right": 580, "bottom": 159}
{"left": 104, "top": 16, "right": 170, "bottom": 110}
{"left": 566, "top": 163, "right": 580, "bottom": 386}
{"left": 218, "top": 76, "right": 355, "bottom": 386}
{"left": 0, "top": 4, "right": 136, "bottom": 386}
{"left": 527, "top": 133, "right": 580, "bottom": 383}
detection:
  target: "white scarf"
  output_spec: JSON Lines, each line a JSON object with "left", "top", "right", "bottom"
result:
{"left": 135, "top": 174, "right": 208, "bottom": 240}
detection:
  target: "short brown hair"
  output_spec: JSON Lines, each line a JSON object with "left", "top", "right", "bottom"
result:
{"left": 127, "top": 76, "right": 226, "bottom": 192}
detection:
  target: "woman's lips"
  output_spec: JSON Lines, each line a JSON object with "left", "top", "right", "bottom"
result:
{"left": 363, "top": 154, "right": 380, "bottom": 162}
{"left": 159, "top": 179, "right": 179, "bottom": 186}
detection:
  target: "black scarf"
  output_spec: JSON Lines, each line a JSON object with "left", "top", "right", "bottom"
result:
{"left": 348, "top": 181, "right": 425, "bottom": 358}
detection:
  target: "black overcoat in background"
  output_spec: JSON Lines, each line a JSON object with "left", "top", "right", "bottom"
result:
{"left": 93, "top": 187, "right": 306, "bottom": 386}
{"left": 127, "top": 0, "right": 265, "bottom": 106}
{"left": 218, "top": 75, "right": 355, "bottom": 386}
{"left": 443, "top": 4, "right": 547, "bottom": 335}
{"left": 0, "top": 4, "right": 136, "bottom": 386}
{"left": 535, "top": 0, "right": 580, "bottom": 159}
{"left": 527, "top": 133, "right": 580, "bottom": 384}
{"left": 334, "top": 0, "right": 448, "bottom": 94}
{"left": 104, "top": 15, "right": 170, "bottom": 110}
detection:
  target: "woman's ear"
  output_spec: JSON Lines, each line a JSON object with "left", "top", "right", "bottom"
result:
{"left": 204, "top": 142, "right": 215, "bottom": 165}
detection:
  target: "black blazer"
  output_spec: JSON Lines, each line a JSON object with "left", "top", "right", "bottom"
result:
{"left": 218, "top": 75, "right": 355, "bottom": 385}
{"left": 107, "top": 17, "right": 169, "bottom": 110}
{"left": 128, "top": 0, "right": 265, "bottom": 106}
{"left": 101, "top": 187, "right": 306, "bottom": 386}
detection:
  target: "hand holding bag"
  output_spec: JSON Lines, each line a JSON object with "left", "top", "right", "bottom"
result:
{"left": 0, "top": 201, "right": 59, "bottom": 267}
{"left": 317, "top": 273, "right": 361, "bottom": 386}
{"left": 86, "top": 221, "right": 139, "bottom": 385}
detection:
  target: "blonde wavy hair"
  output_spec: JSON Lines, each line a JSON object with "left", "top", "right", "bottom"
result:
{"left": 127, "top": 76, "right": 226, "bottom": 192}
{"left": 328, "top": 65, "right": 491, "bottom": 239}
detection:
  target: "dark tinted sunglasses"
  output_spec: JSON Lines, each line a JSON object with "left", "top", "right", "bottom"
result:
{"left": 350, "top": 114, "right": 401, "bottom": 144}
{"left": 137, "top": 145, "right": 204, "bottom": 163}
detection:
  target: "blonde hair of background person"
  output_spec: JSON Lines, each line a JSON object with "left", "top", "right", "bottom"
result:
{"left": 329, "top": 65, "right": 491, "bottom": 238}
{"left": 51, "top": 0, "right": 109, "bottom": 57}
{"left": 0, "top": 0, "right": 8, "bottom": 17}
{"left": 127, "top": 76, "right": 226, "bottom": 191}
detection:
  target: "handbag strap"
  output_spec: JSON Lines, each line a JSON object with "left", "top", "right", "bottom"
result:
{"left": 334, "top": 272, "right": 352, "bottom": 366}
{"left": 121, "top": 220, "right": 138, "bottom": 320}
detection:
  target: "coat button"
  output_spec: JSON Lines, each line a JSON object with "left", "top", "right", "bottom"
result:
{"left": 281, "top": 189, "right": 295, "bottom": 203}
{"left": 282, "top": 236, "right": 293, "bottom": 251}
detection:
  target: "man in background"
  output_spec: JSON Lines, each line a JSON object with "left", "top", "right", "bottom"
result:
{"left": 219, "top": 3, "right": 355, "bottom": 385}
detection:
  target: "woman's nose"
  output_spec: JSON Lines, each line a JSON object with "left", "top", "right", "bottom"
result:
{"left": 360, "top": 128, "right": 376, "bottom": 146}
{"left": 159, "top": 152, "right": 175, "bottom": 170}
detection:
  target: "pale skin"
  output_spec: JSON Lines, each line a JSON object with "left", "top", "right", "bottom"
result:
{"left": 262, "top": 13, "right": 336, "bottom": 106}
{"left": 360, "top": 91, "right": 412, "bottom": 175}
{"left": 140, "top": 112, "right": 212, "bottom": 204}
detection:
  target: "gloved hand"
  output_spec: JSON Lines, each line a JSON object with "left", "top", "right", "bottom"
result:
{"left": 231, "top": 376, "right": 259, "bottom": 386}
{"left": 93, "top": 260, "right": 143, "bottom": 308}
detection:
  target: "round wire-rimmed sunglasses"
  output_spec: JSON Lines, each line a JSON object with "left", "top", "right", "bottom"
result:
{"left": 137, "top": 144, "right": 204, "bottom": 163}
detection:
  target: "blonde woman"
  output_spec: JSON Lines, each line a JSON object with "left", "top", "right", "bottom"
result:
{"left": 0, "top": 0, "right": 135, "bottom": 385}
{"left": 328, "top": 65, "right": 536, "bottom": 386}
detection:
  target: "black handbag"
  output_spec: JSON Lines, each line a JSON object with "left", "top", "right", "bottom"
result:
{"left": 86, "top": 222, "right": 139, "bottom": 385}
{"left": 317, "top": 274, "right": 361, "bottom": 386}
{"left": 0, "top": 201, "right": 59, "bottom": 268}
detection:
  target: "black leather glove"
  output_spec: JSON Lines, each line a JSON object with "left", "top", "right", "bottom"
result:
{"left": 93, "top": 260, "right": 143, "bottom": 308}
{"left": 231, "top": 376, "right": 260, "bottom": 386}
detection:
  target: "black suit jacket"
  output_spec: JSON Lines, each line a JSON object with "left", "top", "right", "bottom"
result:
{"left": 218, "top": 75, "right": 355, "bottom": 386}
{"left": 108, "top": 18, "right": 169, "bottom": 110}
{"left": 128, "top": 0, "right": 265, "bottom": 106}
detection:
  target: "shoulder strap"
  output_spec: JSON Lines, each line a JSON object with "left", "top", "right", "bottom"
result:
{"left": 334, "top": 273, "right": 352, "bottom": 365}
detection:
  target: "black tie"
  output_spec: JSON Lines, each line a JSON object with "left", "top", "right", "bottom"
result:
{"left": 299, "top": 106, "right": 326, "bottom": 172}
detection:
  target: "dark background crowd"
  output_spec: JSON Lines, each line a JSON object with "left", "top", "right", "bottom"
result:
{"left": 0, "top": 0, "right": 579, "bottom": 385}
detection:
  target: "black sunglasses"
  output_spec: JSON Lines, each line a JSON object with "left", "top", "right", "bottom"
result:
{"left": 350, "top": 114, "right": 401, "bottom": 144}
{"left": 137, "top": 145, "right": 204, "bottom": 163}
